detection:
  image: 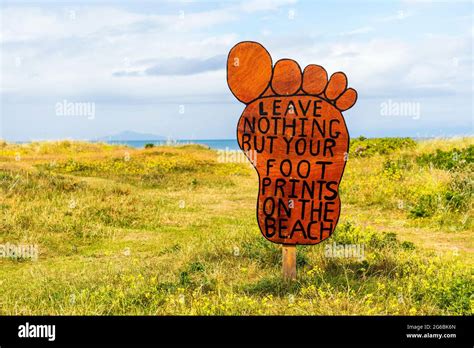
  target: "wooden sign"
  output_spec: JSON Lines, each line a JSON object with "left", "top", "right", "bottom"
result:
{"left": 227, "top": 41, "right": 357, "bottom": 279}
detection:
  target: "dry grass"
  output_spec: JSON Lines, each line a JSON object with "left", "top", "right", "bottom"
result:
{"left": 0, "top": 138, "right": 472, "bottom": 315}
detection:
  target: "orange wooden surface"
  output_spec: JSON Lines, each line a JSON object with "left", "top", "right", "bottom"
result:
{"left": 227, "top": 42, "right": 272, "bottom": 104}
{"left": 227, "top": 41, "right": 357, "bottom": 245}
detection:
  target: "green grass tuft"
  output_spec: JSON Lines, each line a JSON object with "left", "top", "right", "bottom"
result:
{"left": 0, "top": 138, "right": 472, "bottom": 315}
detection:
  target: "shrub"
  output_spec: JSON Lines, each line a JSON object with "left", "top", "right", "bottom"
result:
{"left": 433, "top": 276, "right": 473, "bottom": 315}
{"left": 382, "top": 159, "right": 406, "bottom": 180}
{"left": 409, "top": 194, "right": 439, "bottom": 218}
{"left": 409, "top": 172, "right": 472, "bottom": 218}
{"left": 444, "top": 173, "right": 473, "bottom": 212}
{"left": 416, "top": 145, "right": 473, "bottom": 171}
{"left": 333, "top": 221, "right": 406, "bottom": 250}
{"left": 350, "top": 137, "right": 416, "bottom": 157}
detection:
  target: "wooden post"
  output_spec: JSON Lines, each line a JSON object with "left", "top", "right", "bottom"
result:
{"left": 282, "top": 245, "right": 296, "bottom": 281}
{"left": 227, "top": 42, "right": 357, "bottom": 275}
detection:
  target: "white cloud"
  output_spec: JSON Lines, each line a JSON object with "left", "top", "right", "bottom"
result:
{"left": 339, "top": 26, "right": 374, "bottom": 36}
{"left": 240, "top": 0, "right": 297, "bottom": 13}
{"left": 377, "top": 9, "right": 414, "bottom": 22}
{"left": 0, "top": 4, "right": 243, "bottom": 99}
{"left": 1, "top": 1, "right": 471, "bottom": 104}
{"left": 0, "top": 0, "right": 295, "bottom": 100}
{"left": 0, "top": 7, "right": 144, "bottom": 43}
{"left": 263, "top": 33, "right": 471, "bottom": 98}
{"left": 1, "top": 1, "right": 472, "bottom": 140}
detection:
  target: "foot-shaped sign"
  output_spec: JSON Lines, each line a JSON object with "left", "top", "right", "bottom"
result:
{"left": 227, "top": 41, "right": 357, "bottom": 245}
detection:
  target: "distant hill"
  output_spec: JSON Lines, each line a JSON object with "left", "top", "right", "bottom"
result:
{"left": 97, "top": 131, "right": 166, "bottom": 141}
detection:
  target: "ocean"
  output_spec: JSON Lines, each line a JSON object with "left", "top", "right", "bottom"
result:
{"left": 104, "top": 139, "right": 240, "bottom": 150}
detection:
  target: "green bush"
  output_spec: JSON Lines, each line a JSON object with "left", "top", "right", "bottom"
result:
{"left": 416, "top": 145, "right": 473, "bottom": 171}
{"left": 382, "top": 158, "right": 410, "bottom": 180}
{"left": 433, "top": 276, "right": 473, "bottom": 315}
{"left": 334, "top": 221, "right": 406, "bottom": 250}
{"left": 350, "top": 137, "right": 416, "bottom": 157}
{"left": 409, "top": 194, "right": 440, "bottom": 218}
{"left": 409, "top": 172, "right": 472, "bottom": 218}
{"left": 444, "top": 173, "right": 473, "bottom": 212}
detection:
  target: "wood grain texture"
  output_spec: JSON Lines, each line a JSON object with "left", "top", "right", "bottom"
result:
{"left": 237, "top": 96, "right": 348, "bottom": 245}
{"left": 325, "top": 72, "right": 347, "bottom": 100}
{"left": 302, "top": 64, "right": 328, "bottom": 95}
{"left": 282, "top": 245, "right": 296, "bottom": 281}
{"left": 271, "top": 59, "right": 302, "bottom": 95}
{"left": 227, "top": 41, "right": 357, "bottom": 246}
{"left": 336, "top": 88, "right": 358, "bottom": 111}
{"left": 227, "top": 42, "right": 272, "bottom": 104}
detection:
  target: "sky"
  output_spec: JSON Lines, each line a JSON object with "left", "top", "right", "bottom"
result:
{"left": 1, "top": 0, "right": 473, "bottom": 141}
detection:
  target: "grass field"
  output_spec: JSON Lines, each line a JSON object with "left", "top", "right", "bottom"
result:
{"left": 0, "top": 137, "right": 472, "bottom": 315}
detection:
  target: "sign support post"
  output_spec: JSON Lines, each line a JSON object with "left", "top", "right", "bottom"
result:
{"left": 227, "top": 41, "right": 358, "bottom": 281}
{"left": 282, "top": 245, "right": 296, "bottom": 281}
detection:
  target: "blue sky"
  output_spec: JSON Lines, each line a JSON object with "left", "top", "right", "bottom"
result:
{"left": 1, "top": 0, "right": 472, "bottom": 140}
